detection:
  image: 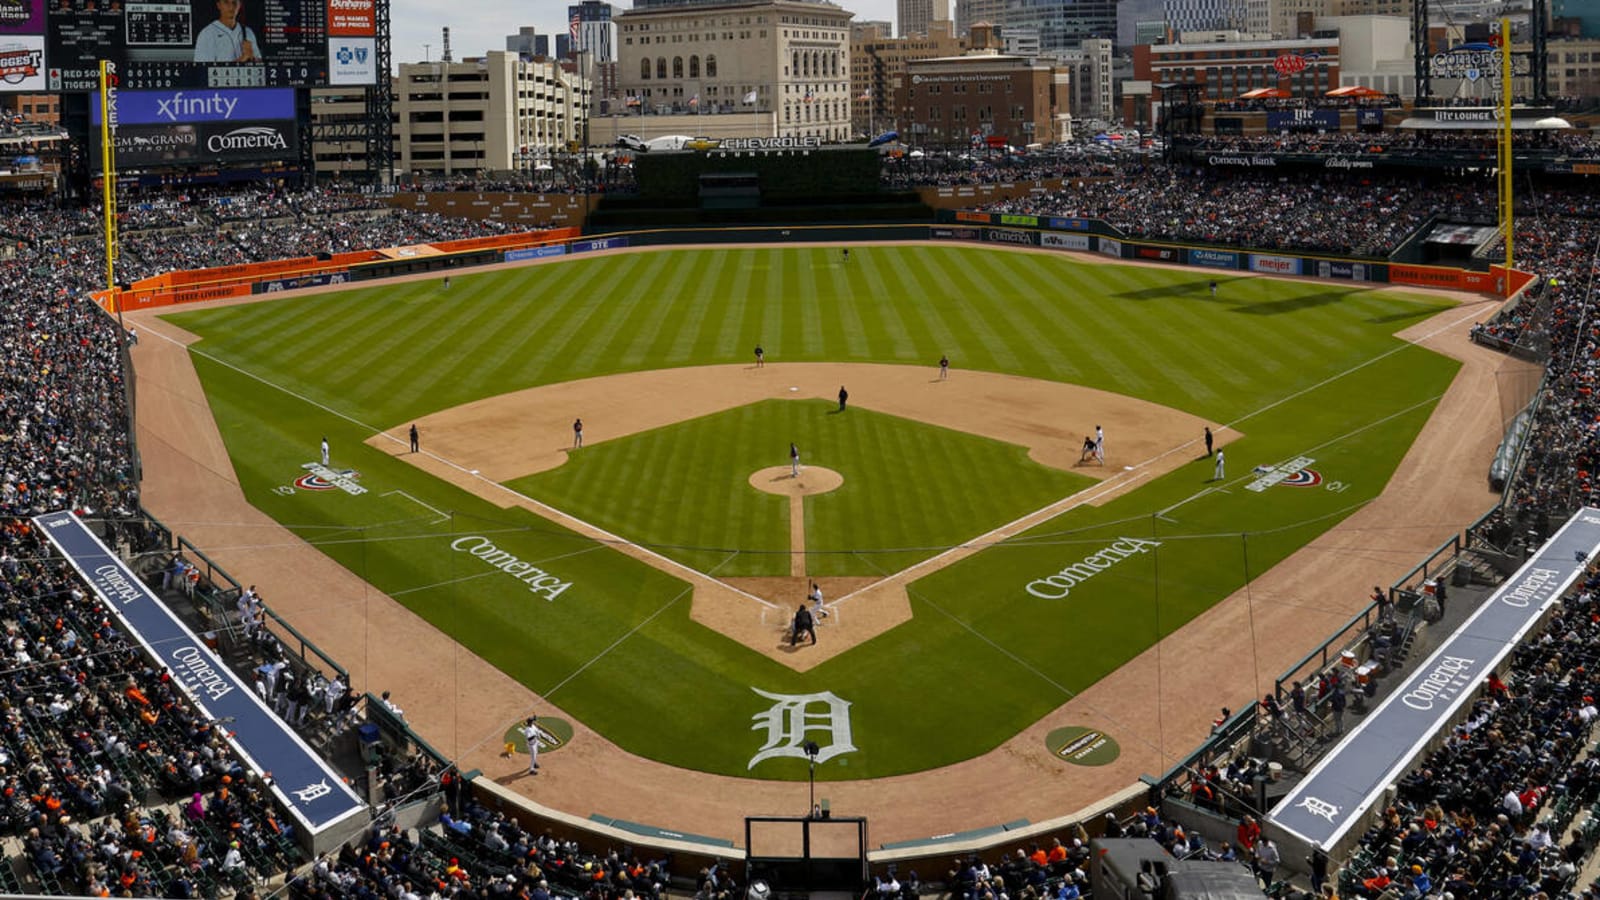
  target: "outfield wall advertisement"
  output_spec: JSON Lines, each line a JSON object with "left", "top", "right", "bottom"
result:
{"left": 1040, "top": 232, "right": 1090, "bottom": 251}
{"left": 1250, "top": 253, "right": 1302, "bottom": 276}
{"left": 1188, "top": 248, "right": 1240, "bottom": 269}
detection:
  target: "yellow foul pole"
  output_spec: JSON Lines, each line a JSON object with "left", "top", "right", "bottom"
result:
{"left": 1498, "top": 17, "right": 1513, "bottom": 296}
{"left": 98, "top": 60, "right": 120, "bottom": 324}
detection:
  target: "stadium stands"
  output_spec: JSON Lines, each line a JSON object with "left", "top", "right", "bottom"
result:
{"left": 1, "top": 154, "right": 1600, "bottom": 896}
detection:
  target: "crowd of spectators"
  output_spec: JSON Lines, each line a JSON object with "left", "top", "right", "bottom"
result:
{"left": 1333, "top": 573, "right": 1600, "bottom": 898}
{"left": 1, "top": 150, "right": 1600, "bottom": 897}
{"left": 977, "top": 167, "right": 1496, "bottom": 257}
{"left": 291, "top": 804, "right": 678, "bottom": 900}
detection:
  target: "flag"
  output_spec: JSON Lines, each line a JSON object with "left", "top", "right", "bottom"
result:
{"left": 689, "top": 93, "right": 699, "bottom": 107}
{"left": 857, "top": 90, "right": 870, "bottom": 101}
{"left": 569, "top": 11, "right": 580, "bottom": 42}
{"left": 803, "top": 91, "right": 814, "bottom": 103}
{"left": 625, "top": 95, "right": 641, "bottom": 107}
{"left": 742, "top": 90, "right": 757, "bottom": 104}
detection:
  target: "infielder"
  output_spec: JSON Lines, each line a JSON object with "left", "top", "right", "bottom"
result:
{"left": 1094, "top": 425, "right": 1105, "bottom": 464}
{"left": 790, "top": 442, "right": 801, "bottom": 478}
{"left": 320, "top": 436, "right": 330, "bottom": 467}
{"left": 1214, "top": 450, "right": 1226, "bottom": 481}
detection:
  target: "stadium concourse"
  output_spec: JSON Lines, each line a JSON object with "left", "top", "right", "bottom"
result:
{"left": 0, "top": 146, "right": 1583, "bottom": 898}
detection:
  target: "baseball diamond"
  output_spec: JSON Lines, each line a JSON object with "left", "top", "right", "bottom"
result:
{"left": 128, "top": 241, "right": 1487, "bottom": 839}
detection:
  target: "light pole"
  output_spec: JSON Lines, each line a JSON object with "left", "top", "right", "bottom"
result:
{"left": 804, "top": 740, "right": 820, "bottom": 818}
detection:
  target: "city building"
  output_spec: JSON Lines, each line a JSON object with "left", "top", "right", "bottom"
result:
{"left": 571, "top": 1, "right": 621, "bottom": 62}
{"left": 894, "top": 49, "right": 1072, "bottom": 145}
{"left": 1164, "top": 0, "right": 1245, "bottom": 33}
{"left": 1002, "top": 0, "right": 1117, "bottom": 52}
{"left": 898, "top": 0, "right": 949, "bottom": 37}
{"left": 507, "top": 26, "right": 552, "bottom": 60}
{"left": 1052, "top": 36, "right": 1113, "bottom": 121}
{"left": 1319, "top": 15, "right": 1411, "bottom": 95}
{"left": 1003, "top": 26, "right": 1042, "bottom": 56}
{"left": 1553, "top": 0, "right": 1598, "bottom": 37}
{"left": 1131, "top": 31, "right": 1341, "bottom": 100}
{"left": 614, "top": 0, "right": 854, "bottom": 141}
{"left": 954, "top": 0, "right": 1006, "bottom": 36}
{"left": 1333, "top": 0, "right": 1409, "bottom": 16}
{"left": 1548, "top": 35, "right": 1600, "bottom": 99}
{"left": 1117, "top": 0, "right": 1164, "bottom": 45}
{"left": 392, "top": 51, "right": 592, "bottom": 177}
{"left": 852, "top": 18, "right": 970, "bottom": 135}
{"left": 310, "top": 86, "right": 392, "bottom": 180}
{"left": 1270, "top": 0, "right": 1329, "bottom": 38}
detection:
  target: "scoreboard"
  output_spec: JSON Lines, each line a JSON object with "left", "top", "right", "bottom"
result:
{"left": 25, "top": 0, "right": 375, "bottom": 91}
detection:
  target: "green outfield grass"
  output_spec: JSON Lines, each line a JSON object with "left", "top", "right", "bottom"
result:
{"left": 165, "top": 246, "right": 1460, "bottom": 779}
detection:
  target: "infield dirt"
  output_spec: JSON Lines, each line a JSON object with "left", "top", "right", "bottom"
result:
{"left": 127, "top": 252, "right": 1505, "bottom": 845}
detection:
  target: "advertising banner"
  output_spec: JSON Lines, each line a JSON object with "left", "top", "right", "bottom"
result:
{"left": 35, "top": 512, "right": 368, "bottom": 834}
{"left": 0, "top": 0, "right": 46, "bottom": 35}
{"left": 1098, "top": 238, "right": 1122, "bottom": 258}
{"left": 1314, "top": 260, "right": 1370, "bottom": 282}
{"left": 328, "top": 36, "right": 374, "bottom": 85}
{"left": 327, "top": 0, "right": 374, "bottom": 36}
{"left": 432, "top": 229, "right": 578, "bottom": 254}
{"left": 91, "top": 87, "right": 296, "bottom": 125}
{"left": 0, "top": 34, "right": 45, "bottom": 91}
{"left": 1134, "top": 245, "right": 1178, "bottom": 262}
{"left": 571, "top": 236, "right": 629, "bottom": 253}
{"left": 931, "top": 226, "right": 979, "bottom": 241}
{"left": 1040, "top": 232, "right": 1090, "bottom": 251}
{"left": 1266, "top": 109, "right": 1341, "bottom": 131}
{"left": 984, "top": 227, "right": 1036, "bottom": 246}
{"left": 1272, "top": 509, "right": 1600, "bottom": 849}
{"left": 93, "top": 119, "right": 299, "bottom": 170}
{"left": 1188, "top": 248, "right": 1239, "bottom": 269}
{"left": 1389, "top": 263, "right": 1466, "bottom": 290}
{"left": 954, "top": 211, "right": 990, "bottom": 224}
{"left": 1047, "top": 216, "right": 1091, "bottom": 231}
{"left": 505, "top": 244, "right": 568, "bottom": 262}
{"left": 998, "top": 214, "right": 1038, "bottom": 227}
{"left": 257, "top": 271, "right": 350, "bottom": 293}
{"left": 1249, "top": 253, "right": 1302, "bottom": 276}
{"left": 1356, "top": 108, "right": 1384, "bottom": 127}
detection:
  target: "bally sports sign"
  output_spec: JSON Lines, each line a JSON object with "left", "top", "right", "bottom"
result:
{"left": 1026, "top": 537, "right": 1161, "bottom": 599}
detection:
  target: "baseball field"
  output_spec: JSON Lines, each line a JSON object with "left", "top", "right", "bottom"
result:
{"left": 158, "top": 244, "right": 1460, "bottom": 782}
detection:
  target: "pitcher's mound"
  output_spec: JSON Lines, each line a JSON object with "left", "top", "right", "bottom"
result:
{"left": 748, "top": 466, "right": 843, "bottom": 496}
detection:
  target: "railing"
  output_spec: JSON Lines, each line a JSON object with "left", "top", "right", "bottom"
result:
{"left": 1387, "top": 532, "right": 1462, "bottom": 610}
{"left": 1272, "top": 604, "right": 1377, "bottom": 704}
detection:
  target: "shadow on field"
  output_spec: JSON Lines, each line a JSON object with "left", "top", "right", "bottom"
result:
{"left": 1366, "top": 307, "right": 1443, "bottom": 325}
{"left": 1230, "top": 291, "right": 1347, "bottom": 315}
{"left": 1112, "top": 280, "right": 1235, "bottom": 303}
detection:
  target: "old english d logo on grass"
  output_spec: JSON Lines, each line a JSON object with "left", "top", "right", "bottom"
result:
{"left": 748, "top": 688, "right": 856, "bottom": 770}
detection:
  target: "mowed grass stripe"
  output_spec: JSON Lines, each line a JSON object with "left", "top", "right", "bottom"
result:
{"left": 623, "top": 249, "right": 713, "bottom": 368}
{"left": 794, "top": 248, "right": 829, "bottom": 358}
{"left": 659, "top": 252, "right": 725, "bottom": 364}
{"left": 943, "top": 250, "right": 1073, "bottom": 374}
{"left": 531, "top": 253, "right": 652, "bottom": 378}
{"left": 826, "top": 247, "right": 873, "bottom": 358}
{"left": 710, "top": 249, "right": 758, "bottom": 361}
{"left": 570, "top": 252, "right": 673, "bottom": 371}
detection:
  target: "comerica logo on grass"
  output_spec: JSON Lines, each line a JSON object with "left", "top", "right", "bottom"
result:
{"left": 1025, "top": 537, "right": 1161, "bottom": 599}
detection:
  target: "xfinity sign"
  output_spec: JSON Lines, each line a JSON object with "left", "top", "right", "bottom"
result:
{"left": 92, "top": 88, "right": 296, "bottom": 126}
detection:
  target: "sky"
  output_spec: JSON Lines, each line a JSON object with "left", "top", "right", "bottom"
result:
{"left": 388, "top": 0, "right": 899, "bottom": 69}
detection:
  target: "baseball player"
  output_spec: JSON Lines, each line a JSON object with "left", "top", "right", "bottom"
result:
{"left": 790, "top": 442, "right": 801, "bottom": 478}
{"left": 809, "top": 582, "right": 828, "bottom": 618}
{"left": 1214, "top": 450, "right": 1226, "bottom": 481}
{"left": 521, "top": 716, "right": 543, "bottom": 775}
